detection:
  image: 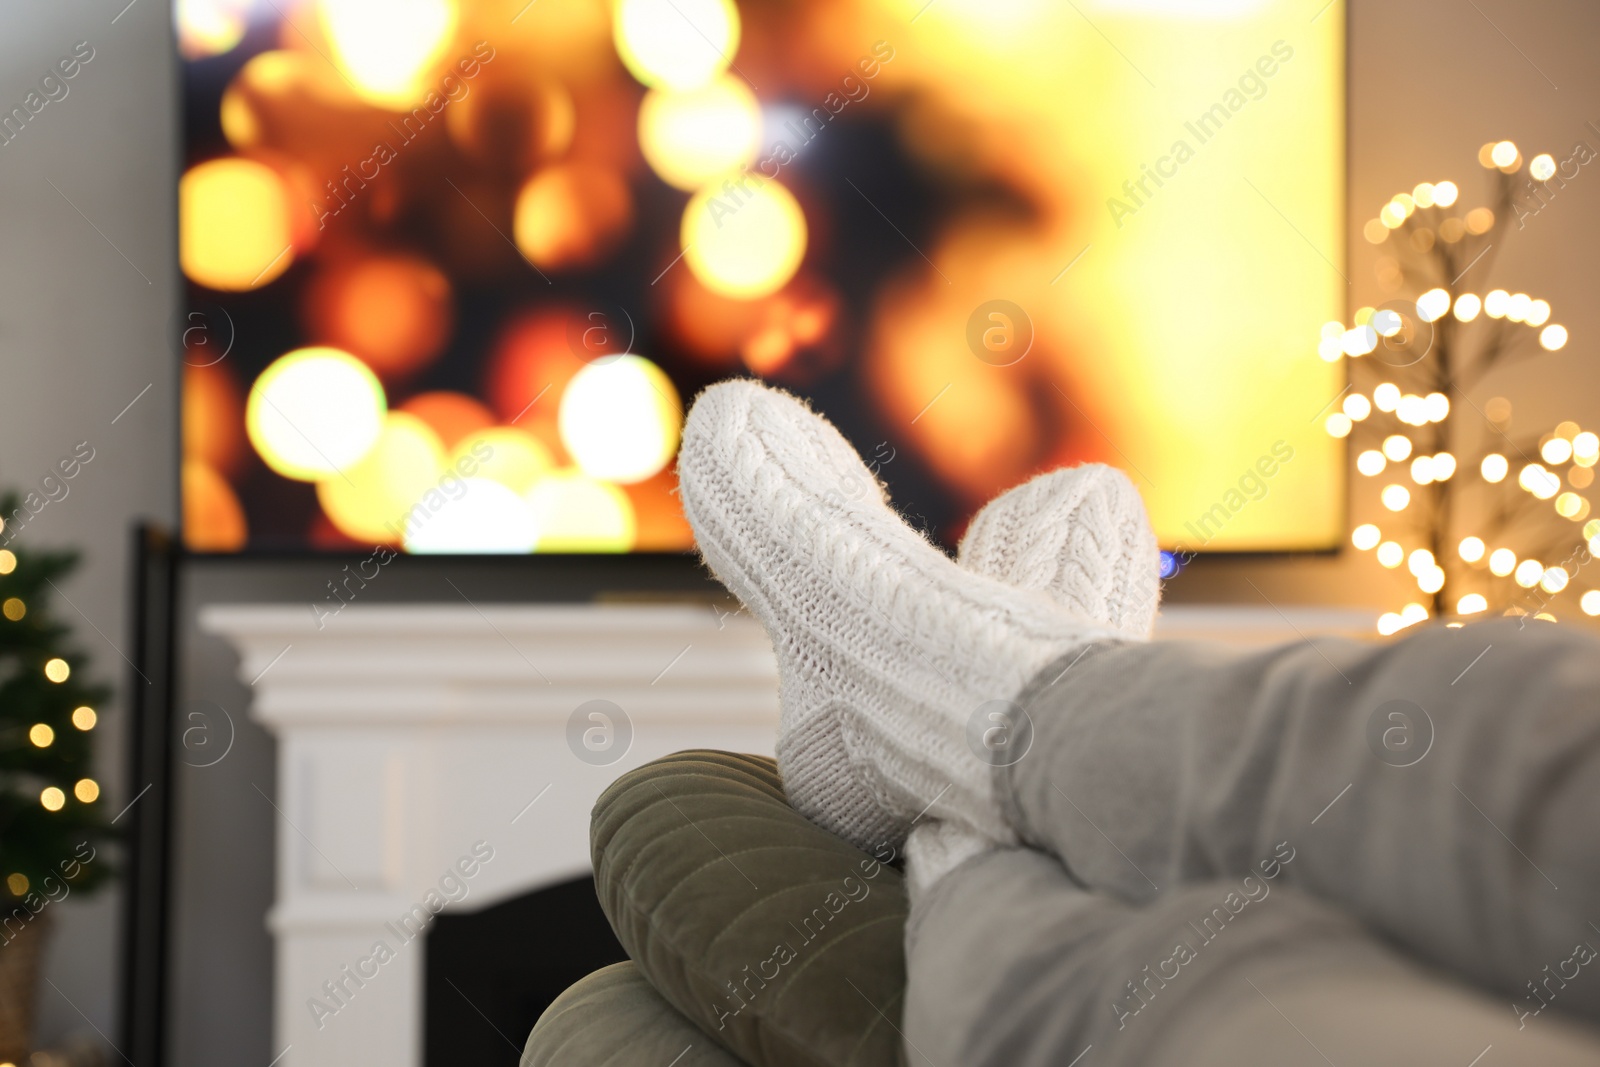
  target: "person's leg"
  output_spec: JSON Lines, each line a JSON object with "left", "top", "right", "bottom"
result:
{"left": 674, "top": 378, "right": 1600, "bottom": 1015}
{"left": 1004, "top": 617, "right": 1600, "bottom": 1018}
{"left": 905, "top": 847, "right": 1600, "bottom": 1067}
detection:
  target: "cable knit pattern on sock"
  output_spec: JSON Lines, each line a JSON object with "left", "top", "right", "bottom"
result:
{"left": 677, "top": 380, "right": 1116, "bottom": 853}
{"left": 958, "top": 464, "right": 1161, "bottom": 637}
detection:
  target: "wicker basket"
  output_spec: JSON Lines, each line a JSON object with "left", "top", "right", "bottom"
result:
{"left": 0, "top": 909, "right": 53, "bottom": 1063}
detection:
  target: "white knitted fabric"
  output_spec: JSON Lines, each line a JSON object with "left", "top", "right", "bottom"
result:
{"left": 900, "top": 466, "right": 1163, "bottom": 897}
{"left": 903, "top": 821, "right": 998, "bottom": 899}
{"left": 958, "top": 464, "right": 1161, "bottom": 638}
{"left": 677, "top": 380, "right": 1118, "bottom": 853}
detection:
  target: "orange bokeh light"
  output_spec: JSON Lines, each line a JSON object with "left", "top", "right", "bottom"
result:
{"left": 482, "top": 310, "right": 592, "bottom": 458}
{"left": 622, "top": 465, "right": 693, "bottom": 550}
{"left": 868, "top": 277, "right": 1044, "bottom": 499}
{"left": 399, "top": 391, "right": 496, "bottom": 449}
{"left": 183, "top": 459, "right": 248, "bottom": 551}
{"left": 662, "top": 271, "right": 761, "bottom": 365}
{"left": 180, "top": 158, "right": 302, "bottom": 291}
{"left": 316, "top": 412, "right": 447, "bottom": 544}
{"left": 512, "top": 163, "right": 633, "bottom": 271}
{"left": 304, "top": 255, "right": 454, "bottom": 379}
{"left": 183, "top": 363, "right": 246, "bottom": 476}
{"left": 453, "top": 427, "right": 554, "bottom": 495}
{"left": 221, "top": 51, "right": 358, "bottom": 151}
{"left": 740, "top": 278, "right": 841, "bottom": 382}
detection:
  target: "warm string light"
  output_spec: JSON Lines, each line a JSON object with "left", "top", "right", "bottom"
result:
{"left": 1332, "top": 142, "right": 1591, "bottom": 633}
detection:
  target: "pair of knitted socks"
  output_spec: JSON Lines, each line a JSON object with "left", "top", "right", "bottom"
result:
{"left": 676, "top": 380, "right": 1160, "bottom": 892}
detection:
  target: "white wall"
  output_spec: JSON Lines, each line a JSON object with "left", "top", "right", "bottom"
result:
{"left": 0, "top": 0, "right": 176, "bottom": 1048}
{"left": 0, "top": 0, "right": 1597, "bottom": 1056}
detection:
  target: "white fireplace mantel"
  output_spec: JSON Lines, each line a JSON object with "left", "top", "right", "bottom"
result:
{"left": 200, "top": 601, "right": 782, "bottom": 1067}
{"left": 201, "top": 600, "right": 1374, "bottom": 1066}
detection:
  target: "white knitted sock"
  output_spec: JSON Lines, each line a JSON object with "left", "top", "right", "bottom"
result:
{"left": 901, "top": 466, "right": 1163, "bottom": 897}
{"left": 958, "top": 464, "right": 1161, "bottom": 637}
{"left": 677, "top": 380, "right": 1118, "bottom": 853}
{"left": 903, "top": 821, "right": 997, "bottom": 899}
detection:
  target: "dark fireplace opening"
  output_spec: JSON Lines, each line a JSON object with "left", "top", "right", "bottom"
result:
{"left": 425, "top": 875, "right": 628, "bottom": 1064}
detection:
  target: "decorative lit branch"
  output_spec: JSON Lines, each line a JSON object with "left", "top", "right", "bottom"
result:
{"left": 1320, "top": 140, "right": 1597, "bottom": 634}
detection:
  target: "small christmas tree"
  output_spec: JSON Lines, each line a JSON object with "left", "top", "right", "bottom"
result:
{"left": 0, "top": 493, "right": 113, "bottom": 1059}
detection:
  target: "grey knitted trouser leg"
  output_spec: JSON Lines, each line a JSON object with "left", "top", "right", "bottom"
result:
{"left": 905, "top": 850, "right": 1600, "bottom": 1067}
{"left": 903, "top": 617, "right": 1600, "bottom": 1065}
{"left": 1002, "top": 617, "right": 1600, "bottom": 1015}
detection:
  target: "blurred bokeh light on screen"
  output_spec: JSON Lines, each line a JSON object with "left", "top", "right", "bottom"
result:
{"left": 638, "top": 76, "right": 762, "bottom": 190}
{"left": 528, "top": 471, "right": 637, "bottom": 552}
{"left": 513, "top": 164, "right": 634, "bottom": 270}
{"left": 303, "top": 256, "right": 454, "bottom": 380}
{"left": 177, "top": 0, "right": 252, "bottom": 60}
{"left": 405, "top": 479, "right": 540, "bottom": 554}
{"left": 682, "top": 179, "right": 807, "bottom": 299}
{"left": 614, "top": 0, "right": 739, "bottom": 90}
{"left": 317, "top": 0, "right": 459, "bottom": 107}
{"left": 180, "top": 158, "right": 300, "bottom": 291}
{"left": 454, "top": 427, "right": 554, "bottom": 495}
{"left": 559, "top": 356, "right": 682, "bottom": 484}
{"left": 316, "top": 413, "right": 447, "bottom": 542}
{"left": 246, "top": 348, "right": 386, "bottom": 481}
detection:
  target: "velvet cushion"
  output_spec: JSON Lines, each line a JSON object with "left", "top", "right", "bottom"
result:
{"left": 524, "top": 961, "right": 748, "bottom": 1066}
{"left": 591, "top": 750, "right": 908, "bottom": 1067}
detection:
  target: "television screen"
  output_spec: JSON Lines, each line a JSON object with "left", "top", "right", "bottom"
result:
{"left": 178, "top": 0, "right": 1344, "bottom": 554}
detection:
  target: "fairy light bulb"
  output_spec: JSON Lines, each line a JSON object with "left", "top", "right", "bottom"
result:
{"left": 1383, "top": 435, "right": 1413, "bottom": 462}
{"left": 1458, "top": 536, "right": 1485, "bottom": 563}
{"left": 1377, "top": 541, "right": 1405, "bottom": 569}
{"left": 1382, "top": 484, "right": 1411, "bottom": 511}
{"left": 1458, "top": 593, "right": 1488, "bottom": 615}
{"left": 1357, "top": 450, "right": 1386, "bottom": 476}
{"left": 1481, "top": 454, "right": 1509, "bottom": 483}
{"left": 1489, "top": 548, "right": 1517, "bottom": 577}
{"left": 1416, "top": 288, "right": 1450, "bottom": 323}
{"left": 1352, "top": 524, "right": 1382, "bottom": 550}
